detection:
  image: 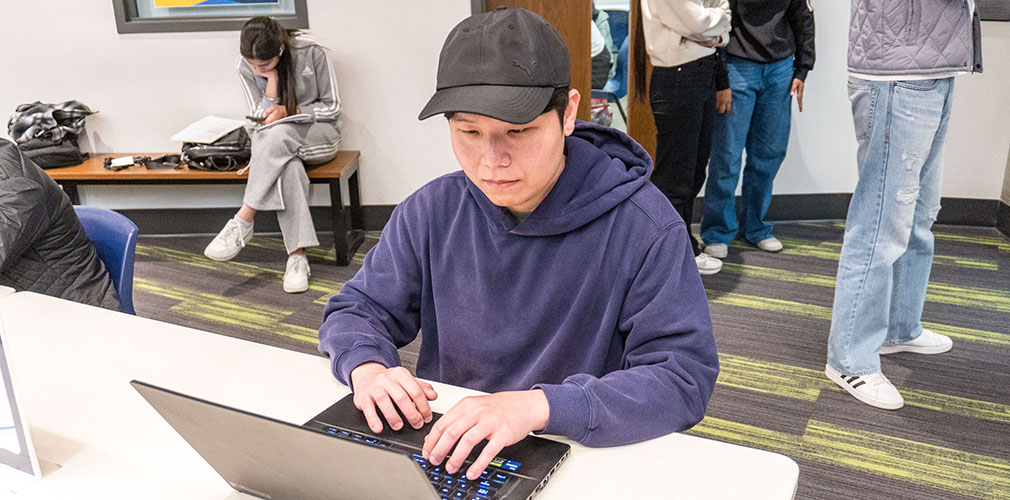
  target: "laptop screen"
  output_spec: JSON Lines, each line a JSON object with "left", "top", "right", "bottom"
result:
{"left": 0, "top": 318, "right": 40, "bottom": 477}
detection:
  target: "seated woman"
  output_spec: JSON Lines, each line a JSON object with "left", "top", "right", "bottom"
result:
{"left": 204, "top": 16, "right": 342, "bottom": 294}
{"left": 0, "top": 139, "right": 120, "bottom": 310}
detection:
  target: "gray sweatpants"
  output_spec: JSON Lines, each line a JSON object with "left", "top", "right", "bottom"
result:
{"left": 243, "top": 121, "right": 341, "bottom": 254}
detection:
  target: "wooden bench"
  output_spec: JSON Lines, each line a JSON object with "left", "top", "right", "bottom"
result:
{"left": 45, "top": 151, "right": 364, "bottom": 266}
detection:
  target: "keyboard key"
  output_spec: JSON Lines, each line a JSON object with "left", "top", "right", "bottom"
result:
{"left": 493, "top": 473, "right": 508, "bottom": 482}
{"left": 453, "top": 491, "right": 466, "bottom": 498}
{"left": 476, "top": 487, "right": 491, "bottom": 496}
{"left": 439, "top": 487, "right": 452, "bottom": 496}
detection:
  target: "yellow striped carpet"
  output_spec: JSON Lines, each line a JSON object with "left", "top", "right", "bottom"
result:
{"left": 134, "top": 222, "right": 1010, "bottom": 500}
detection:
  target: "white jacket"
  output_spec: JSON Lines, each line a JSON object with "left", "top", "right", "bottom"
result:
{"left": 641, "top": 0, "right": 731, "bottom": 68}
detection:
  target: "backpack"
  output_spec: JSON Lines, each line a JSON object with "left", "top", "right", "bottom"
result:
{"left": 181, "top": 127, "right": 251, "bottom": 172}
{"left": 7, "top": 100, "right": 96, "bottom": 169}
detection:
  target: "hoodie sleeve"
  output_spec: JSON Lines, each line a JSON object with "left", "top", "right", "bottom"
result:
{"left": 236, "top": 56, "right": 275, "bottom": 115}
{"left": 318, "top": 203, "right": 423, "bottom": 387}
{"left": 534, "top": 220, "right": 719, "bottom": 447}
{"left": 646, "top": 0, "right": 731, "bottom": 41}
{"left": 302, "top": 45, "right": 342, "bottom": 122}
{"left": 787, "top": 0, "right": 815, "bottom": 81}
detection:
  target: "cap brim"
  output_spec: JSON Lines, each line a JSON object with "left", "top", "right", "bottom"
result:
{"left": 418, "top": 85, "right": 555, "bottom": 124}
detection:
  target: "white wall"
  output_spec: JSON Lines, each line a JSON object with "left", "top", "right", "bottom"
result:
{"left": 776, "top": 2, "right": 1010, "bottom": 199}
{"left": 0, "top": 1, "right": 1007, "bottom": 210}
{"left": 0, "top": 0, "right": 469, "bottom": 209}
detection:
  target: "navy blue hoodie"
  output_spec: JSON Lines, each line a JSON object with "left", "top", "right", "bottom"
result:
{"left": 319, "top": 121, "right": 718, "bottom": 447}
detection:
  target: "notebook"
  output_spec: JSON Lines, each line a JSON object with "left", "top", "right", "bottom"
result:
{"left": 132, "top": 380, "right": 570, "bottom": 500}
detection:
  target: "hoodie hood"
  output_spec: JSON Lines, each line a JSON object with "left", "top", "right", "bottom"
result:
{"left": 465, "top": 119, "right": 654, "bottom": 236}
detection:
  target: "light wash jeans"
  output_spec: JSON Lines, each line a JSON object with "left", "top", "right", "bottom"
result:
{"left": 701, "top": 55, "right": 794, "bottom": 246}
{"left": 827, "top": 76, "right": 954, "bottom": 376}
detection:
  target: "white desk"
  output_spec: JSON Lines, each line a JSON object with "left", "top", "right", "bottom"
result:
{"left": 0, "top": 286, "right": 13, "bottom": 299}
{"left": 0, "top": 292, "right": 798, "bottom": 499}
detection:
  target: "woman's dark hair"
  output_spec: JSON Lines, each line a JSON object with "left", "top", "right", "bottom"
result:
{"left": 240, "top": 16, "right": 301, "bottom": 116}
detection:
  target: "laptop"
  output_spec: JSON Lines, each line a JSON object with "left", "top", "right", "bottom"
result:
{"left": 132, "top": 380, "right": 570, "bottom": 500}
{"left": 0, "top": 316, "right": 42, "bottom": 483}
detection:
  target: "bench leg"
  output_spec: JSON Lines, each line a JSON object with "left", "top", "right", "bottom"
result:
{"left": 63, "top": 183, "right": 81, "bottom": 205}
{"left": 349, "top": 169, "right": 364, "bottom": 230}
{"left": 329, "top": 179, "right": 350, "bottom": 266}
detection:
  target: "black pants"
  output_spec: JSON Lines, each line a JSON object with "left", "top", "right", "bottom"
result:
{"left": 649, "top": 55, "right": 717, "bottom": 256}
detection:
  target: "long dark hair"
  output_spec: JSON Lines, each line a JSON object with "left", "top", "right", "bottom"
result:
{"left": 240, "top": 16, "right": 300, "bottom": 116}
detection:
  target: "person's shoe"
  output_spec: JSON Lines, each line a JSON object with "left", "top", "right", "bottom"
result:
{"left": 695, "top": 253, "right": 723, "bottom": 275}
{"left": 283, "top": 254, "right": 311, "bottom": 293}
{"left": 880, "top": 329, "right": 953, "bottom": 355}
{"left": 825, "top": 364, "right": 904, "bottom": 410}
{"left": 755, "top": 237, "right": 783, "bottom": 253}
{"left": 703, "top": 243, "right": 728, "bottom": 259}
{"left": 204, "top": 217, "right": 253, "bottom": 261}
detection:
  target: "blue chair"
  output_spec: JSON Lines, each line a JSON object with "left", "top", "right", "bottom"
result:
{"left": 603, "top": 35, "right": 630, "bottom": 99}
{"left": 74, "top": 207, "right": 139, "bottom": 315}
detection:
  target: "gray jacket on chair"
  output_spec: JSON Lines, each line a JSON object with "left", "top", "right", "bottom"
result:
{"left": 849, "top": 0, "right": 983, "bottom": 76}
{"left": 0, "top": 139, "right": 120, "bottom": 310}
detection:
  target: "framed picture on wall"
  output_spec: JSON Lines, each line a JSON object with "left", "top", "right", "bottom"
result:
{"left": 112, "top": 0, "right": 308, "bottom": 34}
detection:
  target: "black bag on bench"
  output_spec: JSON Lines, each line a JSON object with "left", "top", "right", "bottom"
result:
{"left": 182, "top": 127, "right": 251, "bottom": 172}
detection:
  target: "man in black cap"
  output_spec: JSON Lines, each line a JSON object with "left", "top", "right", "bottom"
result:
{"left": 318, "top": 8, "right": 718, "bottom": 480}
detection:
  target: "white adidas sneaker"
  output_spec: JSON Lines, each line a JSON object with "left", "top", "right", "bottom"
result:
{"left": 283, "top": 254, "right": 311, "bottom": 293}
{"left": 880, "top": 329, "right": 953, "bottom": 355}
{"left": 825, "top": 364, "right": 903, "bottom": 410}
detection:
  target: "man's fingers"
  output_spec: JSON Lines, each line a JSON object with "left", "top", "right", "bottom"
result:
{"left": 392, "top": 374, "right": 434, "bottom": 427}
{"left": 426, "top": 415, "right": 475, "bottom": 467}
{"left": 359, "top": 398, "right": 384, "bottom": 434}
{"left": 373, "top": 393, "right": 404, "bottom": 431}
{"left": 387, "top": 385, "right": 426, "bottom": 429}
{"left": 445, "top": 424, "right": 492, "bottom": 475}
{"left": 467, "top": 437, "right": 506, "bottom": 481}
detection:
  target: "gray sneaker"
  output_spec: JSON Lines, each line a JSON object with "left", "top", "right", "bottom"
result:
{"left": 204, "top": 218, "right": 253, "bottom": 261}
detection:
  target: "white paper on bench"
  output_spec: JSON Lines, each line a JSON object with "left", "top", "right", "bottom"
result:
{"left": 170, "top": 116, "right": 246, "bottom": 144}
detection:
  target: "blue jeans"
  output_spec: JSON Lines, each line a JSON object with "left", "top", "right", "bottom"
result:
{"left": 827, "top": 77, "right": 954, "bottom": 376}
{"left": 701, "top": 55, "right": 794, "bottom": 246}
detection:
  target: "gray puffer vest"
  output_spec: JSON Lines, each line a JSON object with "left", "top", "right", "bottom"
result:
{"left": 849, "top": 0, "right": 983, "bottom": 76}
{"left": 0, "top": 140, "right": 120, "bottom": 311}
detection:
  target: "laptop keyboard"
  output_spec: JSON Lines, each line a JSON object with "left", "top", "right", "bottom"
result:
{"left": 412, "top": 453, "right": 511, "bottom": 499}
{"left": 321, "top": 425, "right": 514, "bottom": 499}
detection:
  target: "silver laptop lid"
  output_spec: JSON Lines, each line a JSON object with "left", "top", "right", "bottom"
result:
{"left": 0, "top": 310, "right": 42, "bottom": 479}
{"left": 131, "top": 380, "right": 439, "bottom": 500}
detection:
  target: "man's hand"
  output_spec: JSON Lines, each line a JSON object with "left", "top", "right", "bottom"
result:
{"left": 791, "top": 78, "right": 805, "bottom": 112}
{"left": 350, "top": 362, "right": 438, "bottom": 433}
{"left": 716, "top": 89, "right": 732, "bottom": 114}
{"left": 262, "top": 104, "right": 289, "bottom": 125}
{"left": 422, "top": 390, "right": 549, "bottom": 481}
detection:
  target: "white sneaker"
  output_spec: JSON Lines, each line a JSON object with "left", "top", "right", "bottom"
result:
{"left": 283, "top": 254, "right": 311, "bottom": 293}
{"left": 204, "top": 218, "right": 253, "bottom": 261}
{"left": 755, "top": 237, "right": 783, "bottom": 252}
{"left": 880, "top": 329, "right": 953, "bottom": 355}
{"left": 695, "top": 253, "right": 722, "bottom": 275}
{"left": 825, "top": 364, "right": 904, "bottom": 410}
{"left": 703, "top": 243, "right": 728, "bottom": 259}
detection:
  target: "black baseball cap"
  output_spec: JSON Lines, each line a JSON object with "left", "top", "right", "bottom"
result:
{"left": 418, "top": 8, "right": 571, "bottom": 124}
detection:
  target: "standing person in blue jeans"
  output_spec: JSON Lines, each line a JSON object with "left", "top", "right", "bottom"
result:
{"left": 700, "top": 0, "right": 814, "bottom": 259}
{"left": 826, "top": 0, "right": 982, "bottom": 410}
